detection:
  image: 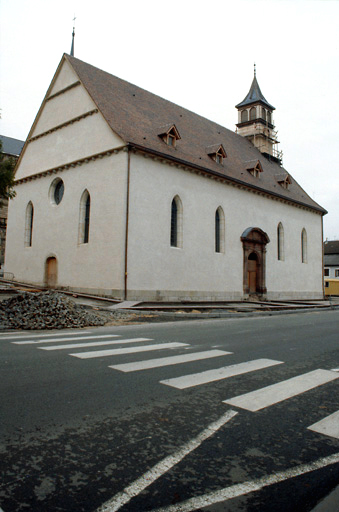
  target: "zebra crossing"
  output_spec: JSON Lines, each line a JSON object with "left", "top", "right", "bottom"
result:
{"left": 3, "top": 329, "right": 339, "bottom": 439}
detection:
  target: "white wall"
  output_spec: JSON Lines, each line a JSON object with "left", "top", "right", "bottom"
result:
{"left": 6, "top": 151, "right": 128, "bottom": 296}
{"left": 126, "top": 153, "right": 323, "bottom": 300}
{"left": 15, "top": 59, "right": 124, "bottom": 181}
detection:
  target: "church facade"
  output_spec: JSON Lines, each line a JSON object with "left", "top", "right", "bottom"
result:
{"left": 5, "top": 54, "right": 326, "bottom": 301}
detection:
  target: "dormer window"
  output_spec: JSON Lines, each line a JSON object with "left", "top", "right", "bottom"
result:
{"left": 246, "top": 159, "right": 263, "bottom": 178}
{"left": 206, "top": 144, "right": 227, "bottom": 165}
{"left": 276, "top": 174, "right": 292, "bottom": 189}
{"left": 158, "top": 124, "right": 181, "bottom": 147}
{"left": 215, "top": 153, "right": 223, "bottom": 164}
{"left": 168, "top": 133, "right": 175, "bottom": 146}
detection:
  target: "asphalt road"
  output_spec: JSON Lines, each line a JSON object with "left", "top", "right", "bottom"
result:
{"left": 1, "top": 310, "right": 338, "bottom": 512}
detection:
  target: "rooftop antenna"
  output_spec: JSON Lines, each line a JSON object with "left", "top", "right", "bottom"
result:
{"left": 70, "top": 15, "right": 76, "bottom": 56}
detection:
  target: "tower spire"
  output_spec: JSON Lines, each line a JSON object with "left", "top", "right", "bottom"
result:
{"left": 235, "top": 68, "right": 282, "bottom": 165}
{"left": 70, "top": 15, "right": 76, "bottom": 57}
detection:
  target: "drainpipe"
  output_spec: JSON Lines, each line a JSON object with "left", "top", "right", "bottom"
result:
{"left": 321, "top": 215, "right": 325, "bottom": 299}
{"left": 124, "top": 147, "right": 131, "bottom": 300}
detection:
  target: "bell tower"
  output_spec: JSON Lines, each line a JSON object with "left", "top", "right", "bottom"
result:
{"left": 236, "top": 65, "right": 282, "bottom": 165}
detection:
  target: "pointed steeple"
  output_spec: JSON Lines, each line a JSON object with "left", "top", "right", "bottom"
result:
{"left": 236, "top": 66, "right": 275, "bottom": 110}
{"left": 70, "top": 16, "right": 76, "bottom": 57}
{"left": 235, "top": 66, "right": 282, "bottom": 165}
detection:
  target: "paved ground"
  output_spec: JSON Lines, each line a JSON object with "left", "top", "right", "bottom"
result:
{"left": 1, "top": 310, "right": 338, "bottom": 512}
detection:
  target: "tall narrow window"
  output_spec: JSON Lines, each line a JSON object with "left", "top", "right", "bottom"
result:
{"left": 301, "top": 228, "right": 307, "bottom": 263}
{"left": 170, "top": 195, "right": 183, "bottom": 248}
{"left": 78, "top": 190, "right": 91, "bottom": 244}
{"left": 277, "top": 222, "right": 284, "bottom": 261}
{"left": 24, "top": 201, "right": 34, "bottom": 247}
{"left": 215, "top": 206, "right": 225, "bottom": 253}
{"left": 250, "top": 107, "right": 256, "bottom": 120}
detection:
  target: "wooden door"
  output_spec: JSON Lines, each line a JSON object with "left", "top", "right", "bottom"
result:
{"left": 46, "top": 257, "right": 57, "bottom": 288}
{"left": 248, "top": 258, "right": 257, "bottom": 293}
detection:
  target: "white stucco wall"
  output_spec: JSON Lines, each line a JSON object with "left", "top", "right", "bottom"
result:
{"left": 48, "top": 59, "right": 79, "bottom": 96}
{"left": 16, "top": 114, "right": 123, "bottom": 180}
{"left": 6, "top": 149, "right": 323, "bottom": 300}
{"left": 32, "top": 84, "right": 97, "bottom": 136}
{"left": 6, "top": 152, "right": 128, "bottom": 296}
{"left": 15, "top": 59, "right": 124, "bottom": 181}
{"left": 126, "top": 153, "right": 323, "bottom": 300}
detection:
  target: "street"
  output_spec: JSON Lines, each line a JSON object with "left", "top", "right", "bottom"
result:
{"left": 1, "top": 310, "right": 338, "bottom": 511}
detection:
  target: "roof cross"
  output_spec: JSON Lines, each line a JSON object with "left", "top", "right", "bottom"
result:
{"left": 70, "top": 15, "right": 76, "bottom": 57}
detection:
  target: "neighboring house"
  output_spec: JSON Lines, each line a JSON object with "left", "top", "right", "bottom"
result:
{"left": 5, "top": 54, "right": 326, "bottom": 300}
{"left": 324, "top": 240, "right": 339, "bottom": 296}
{"left": 0, "top": 135, "right": 24, "bottom": 268}
{"left": 324, "top": 240, "right": 339, "bottom": 278}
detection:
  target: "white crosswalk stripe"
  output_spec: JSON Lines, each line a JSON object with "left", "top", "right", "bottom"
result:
{"left": 12, "top": 334, "right": 120, "bottom": 345}
{"left": 223, "top": 369, "right": 339, "bottom": 411}
{"left": 70, "top": 342, "right": 189, "bottom": 359}
{"left": 160, "top": 359, "right": 283, "bottom": 389}
{"left": 6, "top": 332, "right": 338, "bottom": 428}
{"left": 109, "top": 350, "right": 232, "bottom": 372}
{"left": 308, "top": 410, "right": 339, "bottom": 440}
{"left": 39, "top": 338, "right": 152, "bottom": 351}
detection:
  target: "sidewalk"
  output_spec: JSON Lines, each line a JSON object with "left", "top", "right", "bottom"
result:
{"left": 311, "top": 483, "right": 339, "bottom": 511}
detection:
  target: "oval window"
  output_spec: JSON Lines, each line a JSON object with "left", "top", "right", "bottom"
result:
{"left": 49, "top": 178, "right": 64, "bottom": 205}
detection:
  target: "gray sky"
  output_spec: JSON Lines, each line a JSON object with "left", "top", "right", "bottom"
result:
{"left": 1, "top": 0, "right": 338, "bottom": 240}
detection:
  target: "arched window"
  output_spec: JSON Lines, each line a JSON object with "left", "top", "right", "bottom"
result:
{"left": 215, "top": 206, "right": 225, "bottom": 253}
{"left": 24, "top": 201, "right": 34, "bottom": 247}
{"left": 250, "top": 107, "right": 257, "bottom": 120}
{"left": 277, "top": 222, "right": 284, "bottom": 261}
{"left": 262, "top": 107, "right": 266, "bottom": 121}
{"left": 241, "top": 110, "right": 248, "bottom": 123}
{"left": 170, "top": 195, "right": 183, "bottom": 248}
{"left": 301, "top": 228, "right": 307, "bottom": 263}
{"left": 78, "top": 190, "right": 91, "bottom": 244}
{"left": 267, "top": 111, "right": 272, "bottom": 124}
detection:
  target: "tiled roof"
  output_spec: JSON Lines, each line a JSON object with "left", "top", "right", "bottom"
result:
{"left": 0, "top": 135, "right": 24, "bottom": 157}
{"left": 66, "top": 55, "right": 325, "bottom": 214}
{"left": 324, "top": 240, "right": 339, "bottom": 255}
{"left": 324, "top": 254, "right": 339, "bottom": 266}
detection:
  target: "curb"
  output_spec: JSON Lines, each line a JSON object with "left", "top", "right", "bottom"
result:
{"left": 97, "top": 305, "right": 339, "bottom": 320}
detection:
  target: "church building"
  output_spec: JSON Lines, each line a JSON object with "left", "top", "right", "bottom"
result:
{"left": 5, "top": 54, "right": 326, "bottom": 301}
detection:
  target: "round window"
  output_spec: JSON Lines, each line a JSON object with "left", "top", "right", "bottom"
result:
{"left": 49, "top": 178, "right": 64, "bottom": 205}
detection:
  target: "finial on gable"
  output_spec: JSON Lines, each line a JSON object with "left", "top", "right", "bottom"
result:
{"left": 70, "top": 15, "right": 76, "bottom": 57}
{"left": 254, "top": 62, "right": 256, "bottom": 77}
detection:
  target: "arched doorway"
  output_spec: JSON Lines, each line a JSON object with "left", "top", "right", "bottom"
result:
{"left": 241, "top": 228, "right": 270, "bottom": 296}
{"left": 45, "top": 257, "right": 57, "bottom": 288}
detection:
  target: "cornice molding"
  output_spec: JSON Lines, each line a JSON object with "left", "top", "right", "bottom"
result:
{"left": 46, "top": 81, "right": 81, "bottom": 101}
{"left": 28, "top": 109, "right": 99, "bottom": 143}
{"left": 14, "top": 146, "right": 127, "bottom": 185}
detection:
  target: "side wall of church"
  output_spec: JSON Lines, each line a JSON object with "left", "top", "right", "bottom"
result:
{"left": 5, "top": 151, "right": 128, "bottom": 297}
{"left": 125, "top": 153, "right": 323, "bottom": 301}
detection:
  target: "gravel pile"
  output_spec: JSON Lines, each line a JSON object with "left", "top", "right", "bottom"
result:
{"left": 0, "top": 291, "right": 106, "bottom": 330}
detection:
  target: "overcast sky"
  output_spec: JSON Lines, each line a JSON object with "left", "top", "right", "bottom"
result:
{"left": 1, "top": 0, "right": 338, "bottom": 240}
